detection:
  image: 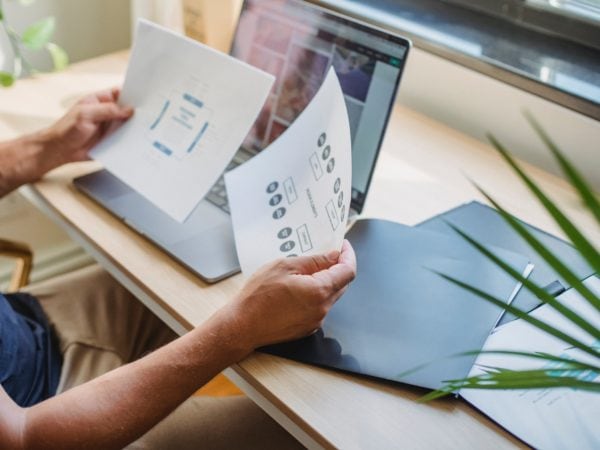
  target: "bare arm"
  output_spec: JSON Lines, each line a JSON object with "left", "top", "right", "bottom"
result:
{"left": 0, "top": 88, "right": 132, "bottom": 198}
{"left": 0, "top": 241, "right": 357, "bottom": 450}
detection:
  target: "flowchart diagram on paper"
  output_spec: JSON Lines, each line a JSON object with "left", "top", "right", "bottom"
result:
{"left": 91, "top": 20, "right": 274, "bottom": 222}
{"left": 226, "top": 68, "right": 352, "bottom": 275}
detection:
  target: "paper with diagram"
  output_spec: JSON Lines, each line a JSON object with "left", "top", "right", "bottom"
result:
{"left": 91, "top": 20, "right": 274, "bottom": 222}
{"left": 226, "top": 69, "right": 351, "bottom": 275}
{"left": 461, "top": 276, "right": 600, "bottom": 450}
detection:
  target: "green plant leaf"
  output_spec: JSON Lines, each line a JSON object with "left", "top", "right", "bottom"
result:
{"left": 525, "top": 112, "right": 600, "bottom": 225}
{"left": 46, "top": 42, "right": 68, "bottom": 71}
{"left": 435, "top": 271, "right": 600, "bottom": 360}
{"left": 448, "top": 221, "right": 600, "bottom": 335}
{"left": 422, "top": 121, "right": 600, "bottom": 402}
{"left": 0, "top": 71, "right": 14, "bottom": 87}
{"left": 470, "top": 188, "right": 600, "bottom": 315}
{"left": 457, "top": 350, "right": 600, "bottom": 372}
{"left": 487, "top": 134, "right": 600, "bottom": 276}
{"left": 21, "top": 16, "right": 55, "bottom": 50}
{"left": 420, "top": 370, "right": 600, "bottom": 402}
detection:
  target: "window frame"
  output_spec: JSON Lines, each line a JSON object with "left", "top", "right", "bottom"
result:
{"left": 311, "top": 0, "right": 600, "bottom": 120}
{"left": 443, "top": 0, "right": 600, "bottom": 52}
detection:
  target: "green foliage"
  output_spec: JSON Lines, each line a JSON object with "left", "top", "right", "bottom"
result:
{"left": 0, "top": 71, "right": 14, "bottom": 87}
{"left": 0, "top": 1, "right": 68, "bottom": 87}
{"left": 46, "top": 42, "right": 68, "bottom": 71}
{"left": 424, "top": 116, "right": 600, "bottom": 400}
{"left": 21, "top": 16, "right": 54, "bottom": 50}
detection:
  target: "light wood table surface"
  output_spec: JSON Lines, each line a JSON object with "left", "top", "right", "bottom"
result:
{"left": 3, "top": 51, "right": 598, "bottom": 449}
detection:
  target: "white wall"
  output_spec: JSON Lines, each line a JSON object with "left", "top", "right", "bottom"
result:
{"left": 398, "top": 47, "right": 600, "bottom": 191}
{"left": 2, "top": 0, "right": 131, "bottom": 71}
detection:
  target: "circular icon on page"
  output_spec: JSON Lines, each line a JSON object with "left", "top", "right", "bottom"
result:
{"left": 318, "top": 132, "right": 327, "bottom": 147}
{"left": 272, "top": 207, "right": 286, "bottom": 220}
{"left": 338, "top": 191, "right": 344, "bottom": 207}
{"left": 269, "top": 194, "right": 282, "bottom": 206}
{"left": 266, "top": 182, "right": 279, "bottom": 193}
{"left": 278, "top": 227, "right": 292, "bottom": 239}
{"left": 334, "top": 177, "right": 341, "bottom": 194}
{"left": 326, "top": 158, "right": 335, "bottom": 173}
{"left": 321, "top": 145, "right": 331, "bottom": 160}
{"left": 340, "top": 205, "right": 346, "bottom": 222}
{"left": 280, "top": 241, "right": 296, "bottom": 252}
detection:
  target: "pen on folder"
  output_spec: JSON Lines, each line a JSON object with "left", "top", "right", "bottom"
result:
{"left": 527, "top": 280, "right": 567, "bottom": 314}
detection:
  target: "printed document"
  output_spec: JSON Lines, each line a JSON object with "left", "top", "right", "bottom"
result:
{"left": 225, "top": 69, "right": 351, "bottom": 275}
{"left": 461, "top": 276, "right": 600, "bottom": 450}
{"left": 91, "top": 20, "right": 274, "bottom": 222}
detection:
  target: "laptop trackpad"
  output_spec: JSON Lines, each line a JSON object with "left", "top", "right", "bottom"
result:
{"left": 110, "top": 195, "right": 228, "bottom": 246}
{"left": 170, "top": 224, "right": 240, "bottom": 282}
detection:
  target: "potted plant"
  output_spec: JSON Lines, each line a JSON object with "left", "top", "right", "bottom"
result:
{"left": 425, "top": 113, "right": 599, "bottom": 400}
{"left": 0, "top": 0, "right": 67, "bottom": 87}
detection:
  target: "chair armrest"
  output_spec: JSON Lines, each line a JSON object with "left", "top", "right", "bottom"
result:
{"left": 0, "top": 239, "right": 33, "bottom": 292}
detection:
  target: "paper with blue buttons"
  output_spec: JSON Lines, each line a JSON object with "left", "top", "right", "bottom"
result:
{"left": 91, "top": 19, "right": 274, "bottom": 222}
{"left": 226, "top": 68, "right": 352, "bottom": 275}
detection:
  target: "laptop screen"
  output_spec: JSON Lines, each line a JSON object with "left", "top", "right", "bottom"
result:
{"left": 231, "top": 0, "right": 410, "bottom": 214}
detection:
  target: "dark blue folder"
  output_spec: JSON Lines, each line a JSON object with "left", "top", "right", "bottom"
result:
{"left": 262, "top": 218, "right": 531, "bottom": 390}
{"left": 416, "top": 201, "right": 595, "bottom": 324}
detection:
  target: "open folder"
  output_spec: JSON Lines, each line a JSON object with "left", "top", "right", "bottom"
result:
{"left": 263, "top": 208, "right": 598, "bottom": 449}
{"left": 262, "top": 218, "right": 532, "bottom": 390}
{"left": 416, "top": 201, "right": 595, "bottom": 324}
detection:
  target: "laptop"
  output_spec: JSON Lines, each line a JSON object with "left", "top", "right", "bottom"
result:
{"left": 74, "top": 0, "right": 411, "bottom": 283}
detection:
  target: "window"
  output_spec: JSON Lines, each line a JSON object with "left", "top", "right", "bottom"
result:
{"left": 529, "top": 0, "right": 600, "bottom": 23}
{"left": 315, "top": 0, "right": 600, "bottom": 119}
{"left": 442, "top": 0, "right": 600, "bottom": 51}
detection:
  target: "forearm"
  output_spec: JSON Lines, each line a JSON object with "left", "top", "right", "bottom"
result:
{"left": 20, "top": 309, "right": 250, "bottom": 450}
{"left": 0, "top": 129, "right": 58, "bottom": 198}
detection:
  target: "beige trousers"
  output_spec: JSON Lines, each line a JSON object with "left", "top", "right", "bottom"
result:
{"left": 25, "top": 265, "right": 303, "bottom": 449}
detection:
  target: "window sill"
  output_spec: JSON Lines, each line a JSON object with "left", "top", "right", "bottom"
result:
{"left": 313, "top": 0, "right": 600, "bottom": 120}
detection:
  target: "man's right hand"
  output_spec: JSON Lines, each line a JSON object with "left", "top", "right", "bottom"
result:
{"left": 217, "top": 239, "right": 356, "bottom": 353}
{"left": 0, "top": 242, "right": 355, "bottom": 450}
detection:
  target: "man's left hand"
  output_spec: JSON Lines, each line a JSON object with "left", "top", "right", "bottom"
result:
{"left": 42, "top": 87, "right": 133, "bottom": 169}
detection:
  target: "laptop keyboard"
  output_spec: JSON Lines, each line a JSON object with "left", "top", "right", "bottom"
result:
{"left": 206, "top": 172, "right": 232, "bottom": 213}
{"left": 205, "top": 151, "right": 252, "bottom": 214}
{"left": 207, "top": 151, "right": 357, "bottom": 222}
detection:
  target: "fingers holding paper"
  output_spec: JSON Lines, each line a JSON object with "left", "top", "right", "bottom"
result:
{"left": 220, "top": 241, "right": 357, "bottom": 350}
{"left": 45, "top": 88, "right": 134, "bottom": 166}
{"left": 311, "top": 239, "right": 357, "bottom": 295}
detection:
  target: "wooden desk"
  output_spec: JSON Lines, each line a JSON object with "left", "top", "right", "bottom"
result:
{"left": 3, "top": 51, "right": 598, "bottom": 449}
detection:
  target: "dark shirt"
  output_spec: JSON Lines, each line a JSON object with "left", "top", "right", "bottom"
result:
{"left": 0, "top": 293, "right": 62, "bottom": 406}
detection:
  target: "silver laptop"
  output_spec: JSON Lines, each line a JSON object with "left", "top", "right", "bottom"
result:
{"left": 74, "top": 0, "right": 411, "bottom": 283}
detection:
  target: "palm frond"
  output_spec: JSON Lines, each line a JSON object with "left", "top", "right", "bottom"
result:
{"left": 423, "top": 117, "right": 599, "bottom": 401}
{"left": 466, "top": 189, "right": 600, "bottom": 314}
{"left": 420, "top": 369, "right": 600, "bottom": 402}
{"left": 435, "top": 271, "right": 599, "bottom": 360}
{"left": 456, "top": 350, "right": 600, "bottom": 372}
{"left": 524, "top": 111, "right": 600, "bottom": 224}
{"left": 487, "top": 134, "right": 600, "bottom": 275}
{"left": 447, "top": 223, "right": 600, "bottom": 337}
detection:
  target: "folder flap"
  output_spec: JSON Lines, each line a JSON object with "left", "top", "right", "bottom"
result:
{"left": 263, "top": 218, "right": 531, "bottom": 390}
{"left": 417, "top": 201, "right": 595, "bottom": 323}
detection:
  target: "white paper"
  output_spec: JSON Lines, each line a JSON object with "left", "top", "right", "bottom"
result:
{"left": 91, "top": 20, "right": 274, "bottom": 222}
{"left": 461, "top": 276, "right": 600, "bottom": 450}
{"left": 225, "top": 69, "right": 352, "bottom": 275}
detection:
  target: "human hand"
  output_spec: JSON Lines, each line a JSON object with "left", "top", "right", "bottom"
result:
{"left": 42, "top": 87, "right": 133, "bottom": 170}
{"left": 217, "top": 240, "right": 357, "bottom": 353}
